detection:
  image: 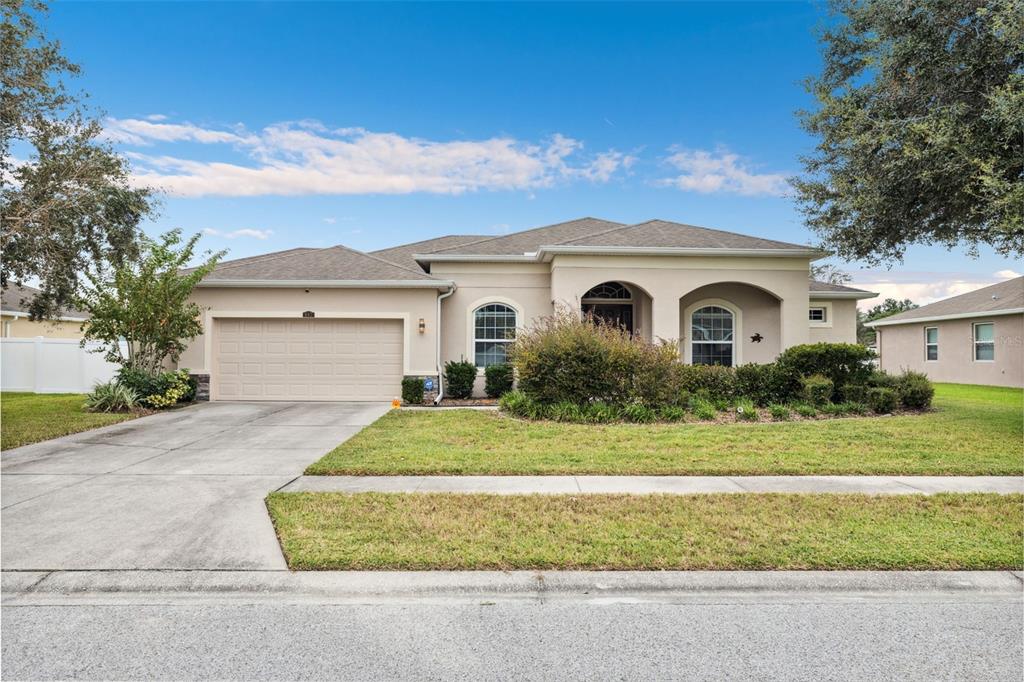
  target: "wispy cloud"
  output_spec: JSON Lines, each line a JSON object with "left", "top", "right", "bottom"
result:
{"left": 202, "top": 228, "right": 273, "bottom": 240}
{"left": 322, "top": 217, "right": 337, "bottom": 224}
{"left": 850, "top": 270, "right": 1018, "bottom": 309}
{"left": 107, "top": 118, "right": 631, "bottom": 197}
{"left": 658, "top": 147, "right": 788, "bottom": 196}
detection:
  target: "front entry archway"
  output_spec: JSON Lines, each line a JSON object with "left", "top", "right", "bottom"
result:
{"left": 581, "top": 282, "right": 635, "bottom": 333}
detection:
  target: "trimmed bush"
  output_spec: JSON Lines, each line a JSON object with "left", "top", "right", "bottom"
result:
{"left": 677, "top": 364, "right": 737, "bottom": 403}
{"left": 734, "top": 398, "right": 758, "bottom": 421}
{"left": 866, "top": 370, "right": 899, "bottom": 389}
{"left": 896, "top": 371, "right": 934, "bottom": 409}
{"left": 840, "top": 383, "right": 870, "bottom": 404}
{"left": 777, "top": 343, "right": 873, "bottom": 395}
{"left": 484, "top": 363, "right": 514, "bottom": 398}
{"left": 84, "top": 381, "right": 141, "bottom": 413}
{"left": 734, "top": 362, "right": 800, "bottom": 406}
{"left": 444, "top": 360, "right": 476, "bottom": 399}
{"left": 868, "top": 387, "right": 898, "bottom": 414}
{"left": 116, "top": 367, "right": 196, "bottom": 408}
{"left": 801, "top": 374, "right": 834, "bottom": 407}
{"left": 401, "top": 377, "right": 425, "bottom": 405}
{"left": 768, "top": 404, "right": 792, "bottom": 421}
{"left": 691, "top": 397, "right": 717, "bottom": 421}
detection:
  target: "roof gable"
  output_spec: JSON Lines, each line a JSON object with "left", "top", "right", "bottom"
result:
{"left": 202, "top": 245, "right": 442, "bottom": 284}
{"left": 428, "top": 217, "right": 624, "bottom": 256}
{"left": 870, "top": 276, "right": 1024, "bottom": 325}
{"left": 557, "top": 219, "right": 811, "bottom": 251}
{"left": 371, "top": 234, "right": 488, "bottom": 270}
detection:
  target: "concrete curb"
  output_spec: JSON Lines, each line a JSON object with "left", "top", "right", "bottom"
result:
{"left": 3, "top": 570, "right": 1021, "bottom": 606}
{"left": 280, "top": 475, "right": 1024, "bottom": 495}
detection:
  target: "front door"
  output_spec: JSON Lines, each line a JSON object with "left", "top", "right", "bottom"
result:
{"left": 582, "top": 303, "right": 634, "bottom": 334}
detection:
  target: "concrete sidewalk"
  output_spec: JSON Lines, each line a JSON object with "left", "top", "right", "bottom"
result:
{"left": 281, "top": 474, "right": 1024, "bottom": 495}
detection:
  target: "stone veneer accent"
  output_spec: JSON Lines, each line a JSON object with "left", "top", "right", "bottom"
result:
{"left": 190, "top": 373, "right": 210, "bottom": 401}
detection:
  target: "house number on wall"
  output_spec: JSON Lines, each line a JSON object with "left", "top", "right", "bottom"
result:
{"left": 302, "top": 311, "right": 315, "bottom": 318}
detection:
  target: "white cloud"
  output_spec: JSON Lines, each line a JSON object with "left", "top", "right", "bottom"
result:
{"left": 145, "top": 114, "right": 168, "bottom": 122}
{"left": 322, "top": 217, "right": 336, "bottom": 224}
{"left": 658, "top": 148, "right": 788, "bottom": 196}
{"left": 202, "top": 228, "right": 273, "bottom": 240}
{"left": 107, "top": 118, "right": 629, "bottom": 197}
{"left": 850, "top": 271, "right": 1013, "bottom": 310}
{"left": 994, "top": 269, "right": 1021, "bottom": 280}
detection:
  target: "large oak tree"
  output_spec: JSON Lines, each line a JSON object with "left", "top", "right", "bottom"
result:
{"left": 794, "top": 0, "right": 1023, "bottom": 264}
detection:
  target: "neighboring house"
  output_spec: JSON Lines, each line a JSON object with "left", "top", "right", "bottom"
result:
{"left": 177, "top": 217, "right": 877, "bottom": 401}
{"left": 866, "top": 276, "right": 1024, "bottom": 388}
{"left": 0, "top": 284, "right": 88, "bottom": 339}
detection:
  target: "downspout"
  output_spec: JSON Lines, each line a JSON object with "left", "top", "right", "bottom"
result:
{"left": 433, "top": 284, "right": 456, "bottom": 404}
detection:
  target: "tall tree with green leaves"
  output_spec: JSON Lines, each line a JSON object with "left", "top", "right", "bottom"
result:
{"left": 1, "top": 0, "right": 156, "bottom": 319}
{"left": 794, "top": 0, "right": 1024, "bottom": 265}
{"left": 857, "top": 297, "right": 919, "bottom": 344}
{"left": 80, "top": 230, "right": 223, "bottom": 374}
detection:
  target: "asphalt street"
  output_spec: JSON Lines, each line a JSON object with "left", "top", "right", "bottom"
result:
{"left": 3, "top": 598, "right": 1021, "bottom": 681}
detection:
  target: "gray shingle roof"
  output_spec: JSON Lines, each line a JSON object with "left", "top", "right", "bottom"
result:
{"left": 202, "top": 245, "right": 442, "bottom": 283}
{"left": 371, "top": 235, "right": 488, "bottom": 270}
{"left": 1, "top": 283, "right": 89, "bottom": 318}
{"left": 870, "top": 276, "right": 1024, "bottom": 325}
{"left": 555, "top": 219, "right": 812, "bottom": 251}
{"left": 809, "top": 280, "right": 875, "bottom": 295}
{"left": 428, "top": 217, "right": 625, "bottom": 256}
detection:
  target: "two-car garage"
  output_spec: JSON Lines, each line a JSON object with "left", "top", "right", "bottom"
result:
{"left": 212, "top": 318, "right": 405, "bottom": 401}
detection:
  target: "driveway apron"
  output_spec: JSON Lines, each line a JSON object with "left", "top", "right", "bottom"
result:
{"left": 0, "top": 401, "right": 389, "bottom": 571}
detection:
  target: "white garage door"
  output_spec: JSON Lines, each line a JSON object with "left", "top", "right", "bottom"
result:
{"left": 213, "top": 318, "right": 404, "bottom": 401}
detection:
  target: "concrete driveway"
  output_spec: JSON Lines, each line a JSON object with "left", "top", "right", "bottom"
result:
{"left": 1, "top": 401, "right": 390, "bottom": 570}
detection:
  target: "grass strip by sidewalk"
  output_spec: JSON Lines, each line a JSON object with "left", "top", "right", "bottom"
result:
{"left": 305, "top": 384, "right": 1023, "bottom": 476}
{"left": 267, "top": 492, "right": 1024, "bottom": 571}
{"left": 1, "top": 392, "right": 139, "bottom": 450}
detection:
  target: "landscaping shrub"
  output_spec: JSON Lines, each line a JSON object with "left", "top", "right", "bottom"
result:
{"left": 622, "top": 403, "right": 657, "bottom": 423}
{"left": 549, "top": 401, "right": 585, "bottom": 423}
{"left": 658, "top": 405, "right": 687, "bottom": 422}
{"left": 821, "top": 402, "right": 856, "bottom": 416}
{"left": 401, "top": 377, "right": 425, "bottom": 405}
{"left": 734, "top": 398, "right": 758, "bottom": 421}
{"left": 691, "top": 397, "right": 717, "bottom": 421}
{"left": 866, "top": 370, "right": 899, "bottom": 389}
{"left": 677, "top": 364, "right": 737, "bottom": 403}
{"left": 84, "top": 381, "right": 141, "bottom": 413}
{"left": 498, "top": 389, "right": 528, "bottom": 416}
{"left": 117, "top": 366, "right": 167, "bottom": 398}
{"left": 801, "top": 374, "right": 834, "bottom": 407}
{"left": 793, "top": 403, "right": 818, "bottom": 418}
{"left": 484, "top": 363, "right": 514, "bottom": 398}
{"left": 444, "top": 360, "right": 477, "bottom": 399}
{"left": 768, "top": 404, "right": 791, "bottom": 421}
{"left": 896, "top": 371, "right": 935, "bottom": 409}
{"left": 142, "top": 369, "right": 195, "bottom": 408}
{"left": 845, "top": 402, "right": 870, "bottom": 416}
{"left": 584, "top": 401, "right": 620, "bottom": 423}
{"left": 777, "top": 343, "right": 873, "bottom": 395}
{"left": 734, "top": 362, "right": 800, "bottom": 406}
{"left": 867, "top": 387, "right": 898, "bottom": 414}
{"left": 840, "top": 383, "right": 870, "bottom": 404}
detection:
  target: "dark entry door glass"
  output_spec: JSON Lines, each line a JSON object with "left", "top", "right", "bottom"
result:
{"left": 583, "top": 303, "right": 634, "bottom": 333}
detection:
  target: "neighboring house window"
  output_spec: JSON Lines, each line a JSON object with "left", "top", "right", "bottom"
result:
{"left": 973, "top": 322, "right": 994, "bottom": 361}
{"left": 691, "top": 305, "right": 734, "bottom": 367}
{"left": 924, "top": 327, "right": 938, "bottom": 361}
{"left": 808, "top": 307, "right": 827, "bottom": 323}
{"left": 473, "top": 303, "right": 517, "bottom": 368}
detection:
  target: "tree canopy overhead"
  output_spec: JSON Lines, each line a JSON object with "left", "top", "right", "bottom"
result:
{"left": 794, "top": 0, "right": 1024, "bottom": 265}
{"left": 1, "top": 0, "right": 156, "bottom": 320}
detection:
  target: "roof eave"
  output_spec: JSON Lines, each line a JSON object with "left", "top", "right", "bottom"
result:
{"left": 865, "top": 307, "right": 1024, "bottom": 327}
{"left": 197, "top": 279, "right": 454, "bottom": 289}
{"left": 810, "top": 291, "right": 878, "bottom": 300}
{"left": 0, "top": 309, "right": 88, "bottom": 322}
{"left": 412, "top": 253, "right": 538, "bottom": 264}
{"left": 536, "top": 245, "right": 824, "bottom": 262}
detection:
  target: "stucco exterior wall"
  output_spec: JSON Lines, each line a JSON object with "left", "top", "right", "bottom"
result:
{"left": 1, "top": 315, "right": 84, "bottom": 339}
{"left": 678, "top": 283, "right": 781, "bottom": 364}
{"left": 807, "top": 298, "right": 859, "bottom": 344}
{"left": 876, "top": 313, "right": 1023, "bottom": 388}
{"left": 179, "top": 287, "right": 440, "bottom": 377}
{"left": 548, "top": 254, "right": 811, "bottom": 354}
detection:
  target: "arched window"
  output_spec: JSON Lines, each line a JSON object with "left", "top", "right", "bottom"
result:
{"left": 582, "top": 282, "right": 632, "bottom": 300}
{"left": 582, "top": 281, "right": 634, "bottom": 333}
{"left": 473, "top": 303, "right": 517, "bottom": 368}
{"left": 691, "top": 305, "right": 734, "bottom": 366}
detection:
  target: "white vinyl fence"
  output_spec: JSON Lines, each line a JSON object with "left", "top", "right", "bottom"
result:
{"left": 1, "top": 337, "right": 126, "bottom": 394}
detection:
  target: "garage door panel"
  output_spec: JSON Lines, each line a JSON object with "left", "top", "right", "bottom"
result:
{"left": 214, "top": 318, "right": 404, "bottom": 401}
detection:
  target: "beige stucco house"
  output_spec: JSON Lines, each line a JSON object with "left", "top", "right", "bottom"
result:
{"left": 0, "top": 284, "right": 87, "bottom": 339}
{"left": 178, "top": 218, "right": 877, "bottom": 401}
{"left": 866, "top": 276, "right": 1023, "bottom": 388}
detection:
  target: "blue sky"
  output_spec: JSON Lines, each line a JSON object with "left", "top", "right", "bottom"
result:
{"left": 48, "top": 1, "right": 1020, "bottom": 306}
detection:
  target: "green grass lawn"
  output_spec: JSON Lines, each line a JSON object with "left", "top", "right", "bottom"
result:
{"left": 306, "top": 383, "right": 1023, "bottom": 476}
{"left": 268, "top": 491, "right": 1024, "bottom": 570}
{"left": 1, "top": 392, "right": 139, "bottom": 450}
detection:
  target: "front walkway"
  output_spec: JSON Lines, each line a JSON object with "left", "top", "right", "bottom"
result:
{"left": 282, "top": 474, "right": 1024, "bottom": 495}
{"left": 1, "top": 401, "right": 390, "bottom": 570}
